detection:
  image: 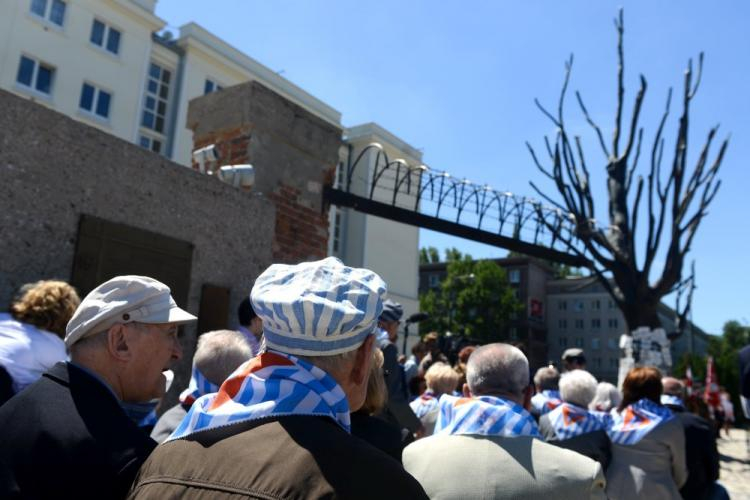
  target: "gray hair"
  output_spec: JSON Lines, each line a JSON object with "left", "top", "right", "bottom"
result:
{"left": 559, "top": 369, "right": 598, "bottom": 407}
{"left": 194, "top": 330, "right": 253, "bottom": 385}
{"left": 533, "top": 366, "right": 560, "bottom": 391}
{"left": 466, "top": 343, "right": 529, "bottom": 398}
{"left": 661, "top": 377, "right": 685, "bottom": 398}
{"left": 297, "top": 347, "right": 360, "bottom": 379}
{"left": 589, "top": 382, "right": 622, "bottom": 412}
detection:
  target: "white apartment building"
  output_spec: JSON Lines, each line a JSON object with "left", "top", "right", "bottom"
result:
{"left": 0, "top": 0, "right": 421, "bottom": 318}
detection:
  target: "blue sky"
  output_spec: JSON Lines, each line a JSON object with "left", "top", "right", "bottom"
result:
{"left": 157, "top": 1, "right": 749, "bottom": 334}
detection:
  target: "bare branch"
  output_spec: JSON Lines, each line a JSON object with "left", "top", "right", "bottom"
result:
{"left": 535, "top": 98, "right": 561, "bottom": 128}
{"left": 613, "top": 8, "right": 625, "bottom": 157}
{"left": 526, "top": 142, "right": 555, "bottom": 180}
{"left": 576, "top": 91, "right": 611, "bottom": 158}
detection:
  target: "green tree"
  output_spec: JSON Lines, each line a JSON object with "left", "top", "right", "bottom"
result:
{"left": 419, "top": 246, "right": 440, "bottom": 265}
{"left": 419, "top": 253, "right": 521, "bottom": 343}
{"left": 506, "top": 251, "right": 582, "bottom": 279}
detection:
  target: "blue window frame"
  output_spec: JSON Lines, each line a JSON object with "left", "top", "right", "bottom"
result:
{"left": 79, "top": 83, "right": 111, "bottom": 119}
{"left": 16, "top": 56, "right": 35, "bottom": 87}
{"left": 16, "top": 56, "right": 54, "bottom": 95}
{"left": 30, "top": 0, "right": 66, "bottom": 26}
{"left": 90, "top": 19, "right": 121, "bottom": 55}
{"left": 90, "top": 20, "right": 105, "bottom": 46}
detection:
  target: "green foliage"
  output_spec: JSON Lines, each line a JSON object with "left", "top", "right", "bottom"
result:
{"left": 419, "top": 252, "right": 521, "bottom": 343}
{"left": 506, "top": 251, "right": 582, "bottom": 279}
{"left": 419, "top": 246, "right": 440, "bottom": 264}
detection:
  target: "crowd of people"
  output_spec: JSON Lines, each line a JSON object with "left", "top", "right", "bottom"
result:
{"left": 0, "top": 258, "right": 738, "bottom": 499}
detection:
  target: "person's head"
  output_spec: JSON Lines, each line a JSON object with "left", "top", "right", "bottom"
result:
{"left": 661, "top": 377, "right": 685, "bottom": 400}
{"left": 458, "top": 345, "right": 476, "bottom": 365}
{"left": 378, "top": 300, "right": 403, "bottom": 343}
{"left": 237, "top": 297, "right": 263, "bottom": 338}
{"left": 10, "top": 280, "right": 80, "bottom": 338}
{"left": 533, "top": 366, "right": 560, "bottom": 392}
{"left": 251, "top": 257, "right": 387, "bottom": 412}
{"left": 423, "top": 331, "right": 440, "bottom": 354}
{"left": 465, "top": 343, "right": 531, "bottom": 407}
{"left": 65, "top": 275, "right": 197, "bottom": 403}
{"left": 425, "top": 362, "right": 460, "bottom": 397}
{"left": 619, "top": 366, "right": 663, "bottom": 411}
{"left": 562, "top": 348, "right": 586, "bottom": 371}
{"left": 409, "top": 374, "right": 427, "bottom": 397}
{"left": 411, "top": 341, "right": 428, "bottom": 361}
{"left": 559, "top": 369, "right": 598, "bottom": 408}
{"left": 359, "top": 349, "right": 387, "bottom": 415}
{"left": 589, "top": 382, "right": 622, "bottom": 412}
{"left": 194, "top": 330, "right": 253, "bottom": 386}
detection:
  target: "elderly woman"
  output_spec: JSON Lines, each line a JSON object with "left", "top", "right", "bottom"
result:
{"left": 589, "top": 382, "right": 622, "bottom": 412}
{"left": 539, "top": 369, "right": 611, "bottom": 469}
{"left": 0, "top": 280, "right": 80, "bottom": 401}
{"left": 410, "top": 362, "right": 459, "bottom": 436}
{"left": 606, "top": 367, "right": 688, "bottom": 500}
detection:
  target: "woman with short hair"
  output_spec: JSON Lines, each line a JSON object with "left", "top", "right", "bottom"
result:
{"left": 606, "top": 367, "right": 688, "bottom": 499}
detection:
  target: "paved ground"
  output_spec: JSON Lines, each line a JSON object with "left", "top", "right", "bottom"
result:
{"left": 718, "top": 428, "right": 750, "bottom": 499}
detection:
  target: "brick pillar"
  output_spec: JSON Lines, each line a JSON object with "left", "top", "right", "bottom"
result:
{"left": 187, "top": 81, "right": 342, "bottom": 263}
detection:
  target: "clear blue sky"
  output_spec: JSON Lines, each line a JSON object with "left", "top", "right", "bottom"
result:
{"left": 157, "top": 1, "right": 749, "bottom": 334}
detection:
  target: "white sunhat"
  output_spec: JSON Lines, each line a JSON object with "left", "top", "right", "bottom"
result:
{"left": 65, "top": 275, "right": 197, "bottom": 348}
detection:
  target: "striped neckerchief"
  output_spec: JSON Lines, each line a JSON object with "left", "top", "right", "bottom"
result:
{"left": 547, "top": 402, "right": 609, "bottom": 440}
{"left": 179, "top": 365, "right": 220, "bottom": 409}
{"left": 608, "top": 398, "right": 673, "bottom": 445}
{"left": 168, "top": 350, "right": 350, "bottom": 441}
{"left": 434, "top": 394, "right": 541, "bottom": 438}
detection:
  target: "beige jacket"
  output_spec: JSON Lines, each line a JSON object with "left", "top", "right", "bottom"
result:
{"left": 403, "top": 434, "right": 607, "bottom": 500}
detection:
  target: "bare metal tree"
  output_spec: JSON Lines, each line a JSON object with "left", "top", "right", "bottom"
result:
{"left": 527, "top": 9, "right": 727, "bottom": 334}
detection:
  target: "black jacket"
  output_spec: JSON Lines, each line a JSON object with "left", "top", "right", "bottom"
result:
{"left": 129, "top": 414, "right": 428, "bottom": 499}
{"left": 665, "top": 404, "right": 720, "bottom": 500}
{"left": 0, "top": 362, "right": 156, "bottom": 499}
{"left": 379, "top": 342, "right": 421, "bottom": 433}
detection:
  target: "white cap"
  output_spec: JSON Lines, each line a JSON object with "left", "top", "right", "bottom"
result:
{"left": 65, "top": 275, "right": 197, "bottom": 348}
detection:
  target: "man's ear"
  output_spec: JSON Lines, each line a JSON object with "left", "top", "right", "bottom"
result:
{"left": 462, "top": 383, "right": 472, "bottom": 397}
{"left": 107, "top": 324, "right": 132, "bottom": 362}
{"left": 350, "top": 335, "right": 375, "bottom": 386}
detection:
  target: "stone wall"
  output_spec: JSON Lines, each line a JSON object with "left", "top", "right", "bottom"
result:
{"left": 0, "top": 88, "right": 275, "bottom": 404}
{"left": 187, "top": 81, "right": 342, "bottom": 263}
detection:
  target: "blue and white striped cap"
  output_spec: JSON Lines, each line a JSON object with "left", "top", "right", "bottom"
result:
{"left": 250, "top": 257, "right": 387, "bottom": 356}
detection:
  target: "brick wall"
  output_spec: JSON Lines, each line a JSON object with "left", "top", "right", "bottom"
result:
{"left": 187, "top": 81, "right": 343, "bottom": 263}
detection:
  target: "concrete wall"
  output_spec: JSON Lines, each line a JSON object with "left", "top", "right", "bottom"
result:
{"left": 0, "top": 88, "right": 275, "bottom": 404}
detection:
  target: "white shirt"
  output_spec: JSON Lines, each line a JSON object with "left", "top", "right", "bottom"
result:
{"left": 0, "top": 313, "right": 67, "bottom": 393}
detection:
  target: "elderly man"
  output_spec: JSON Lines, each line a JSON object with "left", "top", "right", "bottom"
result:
{"left": 0, "top": 275, "right": 195, "bottom": 499}
{"left": 530, "top": 365, "right": 563, "bottom": 418}
{"left": 377, "top": 299, "right": 422, "bottom": 436}
{"left": 130, "top": 258, "right": 428, "bottom": 499}
{"left": 403, "top": 343, "right": 606, "bottom": 500}
{"left": 539, "top": 369, "right": 611, "bottom": 469}
{"left": 661, "top": 377, "right": 721, "bottom": 500}
{"left": 150, "top": 329, "right": 252, "bottom": 442}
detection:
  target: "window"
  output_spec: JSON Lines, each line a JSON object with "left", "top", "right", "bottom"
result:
{"left": 574, "top": 337, "right": 584, "bottom": 347}
{"left": 332, "top": 211, "right": 342, "bottom": 253}
{"left": 558, "top": 300, "right": 567, "bottom": 311}
{"left": 558, "top": 319, "right": 567, "bottom": 329}
{"left": 138, "top": 135, "right": 162, "bottom": 154}
{"left": 591, "top": 338, "right": 600, "bottom": 350}
{"left": 509, "top": 327, "right": 518, "bottom": 341}
{"left": 204, "top": 79, "right": 224, "bottom": 95}
{"left": 574, "top": 319, "right": 584, "bottom": 329}
{"left": 591, "top": 299, "right": 601, "bottom": 310}
{"left": 141, "top": 62, "right": 171, "bottom": 136}
{"left": 608, "top": 318, "right": 619, "bottom": 329}
{"left": 428, "top": 274, "right": 439, "bottom": 288}
{"left": 30, "top": 0, "right": 66, "bottom": 26}
{"left": 573, "top": 300, "right": 584, "bottom": 312}
{"left": 609, "top": 358, "right": 619, "bottom": 369}
{"left": 90, "top": 19, "right": 121, "bottom": 55}
{"left": 607, "top": 338, "right": 617, "bottom": 350}
{"left": 79, "top": 83, "right": 111, "bottom": 119}
{"left": 608, "top": 299, "right": 615, "bottom": 309}
{"left": 508, "top": 269, "right": 521, "bottom": 284}
{"left": 513, "top": 289, "right": 521, "bottom": 300}
{"left": 591, "top": 318, "right": 601, "bottom": 329}
{"left": 16, "top": 55, "right": 54, "bottom": 95}
{"left": 558, "top": 337, "right": 567, "bottom": 347}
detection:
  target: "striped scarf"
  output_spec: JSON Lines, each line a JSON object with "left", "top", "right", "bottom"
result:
{"left": 547, "top": 402, "right": 609, "bottom": 440}
{"left": 531, "top": 390, "right": 563, "bottom": 416}
{"left": 410, "top": 390, "right": 439, "bottom": 418}
{"left": 608, "top": 398, "right": 673, "bottom": 445}
{"left": 435, "top": 394, "right": 541, "bottom": 438}
{"left": 168, "top": 350, "right": 350, "bottom": 441}
{"left": 179, "top": 365, "right": 220, "bottom": 408}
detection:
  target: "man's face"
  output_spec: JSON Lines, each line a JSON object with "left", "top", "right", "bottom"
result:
{"left": 122, "top": 323, "right": 182, "bottom": 402}
{"left": 384, "top": 320, "right": 399, "bottom": 342}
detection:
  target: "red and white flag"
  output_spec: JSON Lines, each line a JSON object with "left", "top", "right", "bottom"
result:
{"left": 685, "top": 365, "right": 693, "bottom": 397}
{"left": 704, "top": 356, "right": 720, "bottom": 409}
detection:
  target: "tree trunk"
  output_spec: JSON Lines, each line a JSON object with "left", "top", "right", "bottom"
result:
{"left": 622, "top": 300, "right": 661, "bottom": 333}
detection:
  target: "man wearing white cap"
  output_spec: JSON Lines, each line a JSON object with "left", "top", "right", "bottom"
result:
{"left": 0, "top": 275, "right": 196, "bottom": 499}
{"left": 130, "top": 258, "right": 428, "bottom": 499}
